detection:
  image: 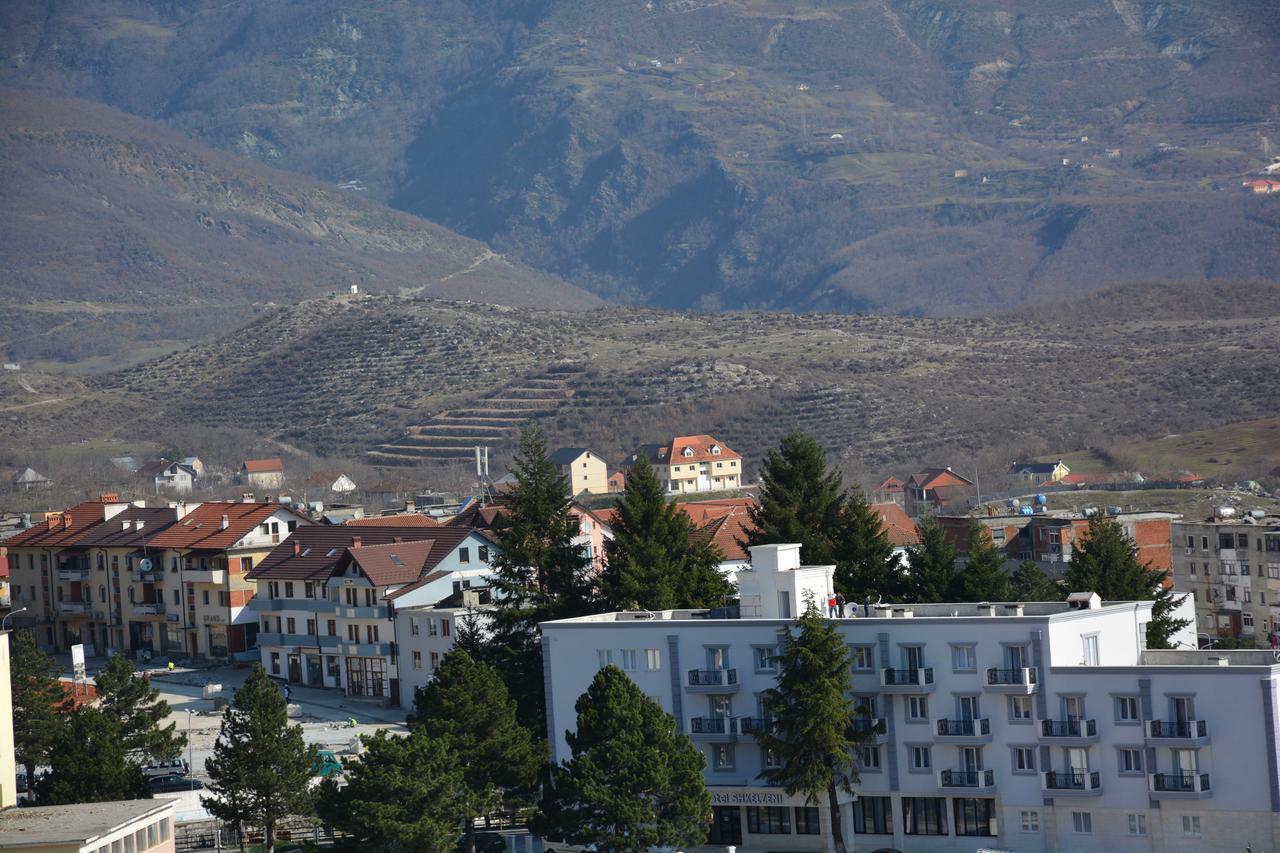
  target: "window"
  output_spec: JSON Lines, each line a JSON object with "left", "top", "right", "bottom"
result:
{"left": 269, "top": 581, "right": 280, "bottom": 598}
{"left": 173, "top": 590, "right": 181, "bottom": 606}
{"left": 1012, "top": 746, "right": 1036, "bottom": 773}
{"left": 1020, "top": 810, "right": 1040, "bottom": 832}
{"left": 850, "top": 645, "right": 874, "bottom": 671}
{"left": 1186, "top": 535, "right": 1196, "bottom": 548}
{"left": 366, "top": 625, "right": 379, "bottom": 643}
{"left": 954, "top": 798, "right": 995, "bottom": 836}
{"left": 159, "top": 818, "right": 170, "bottom": 841}
{"left": 1245, "top": 611, "right": 1255, "bottom": 628}
{"left": 285, "top": 582, "right": 294, "bottom": 598}
{"left": 907, "top": 696, "right": 929, "bottom": 721}
{"left": 1116, "top": 695, "right": 1140, "bottom": 722}
{"left": 1009, "top": 695, "right": 1033, "bottom": 721}
{"left": 327, "top": 656, "right": 340, "bottom": 677}
{"left": 794, "top": 806, "right": 820, "bottom": 835}
{"left": 1072, "top": 811, "right": 1092, "bottom": 834}
{"left": 858, "top": 746, "right": 881, "bottom": 769}
{"left": 327, "top": 619, "right": 336, "bottom": 636}
{"left": 441, "top": 619, "right": 450, "bottom": 637}
{"left": 202, "top": 589, "right": 210, "bottom": 605}
{"left": 478, "top": 545, "right": 490, "bottom": 562}
{"left": 286, "top": 617, "right": 296, "bottom": 634}
{"left": 746, "top": 806, "right": 790, "bottom": 834}
{"left": 597, "top": 649, "right": 613, "bottom": 668}
{"left": 218, "top": 591, "right": 230, "bottom": 607}
{"left": 306, "top": 618, "right": 316, "bottom": 635}
{"left": 270, "top": 652, "right": 281, "bottom": 675}
{"left": 1118, "top": 748, "right": 1143, "bottom": 774}
{"left": 458, "top": 547, "right": 470, "bottom": 564}
{"left": 430, "top": 651, "right": 440, "bottom": 669}
{"left": 621, "top": 649, "right": 638, "bottom": 671}
{"left": 754, "top": 646, "right": 777, "bottom": 671}
{"left": 902, "top": 797, "right": 947, "bottom": 836}
{"left": 412, "top": 651, "right": 422, "bottom": 670}
{"left": 347, "top": 624, "right": 359, "bottom": 641}
{"left": 410, "top": 618, "right": 420, "bottom": 636}
{"left": 645, "top": 649, "right": 661, "bottom": 671}
{"left": 909, "top": 745, "right": 931, "bottom": 771}
{"left": 1082, "top": 633, "right": 1100, "bottom": 666}
{"left": 712, "top": 743, "right": 734, "bottom": 770}
{"left": 763, "top": 746, "right": 782, "bottom": 769}
{"left": 1182, "top": 815, "right": 1201, "bottom": 837}
{"left": 951, "top": 644, "right": 977, "bottom": 672}
{"left": 1129, "top": 813, "right": 1148, "bottom": 836}
{"left": 428, "top": 618, "right": 439, "bottom": 637}
{"left": 853, "top": 797, "right": 891, "bottom": 835}
{"left": 305, "top": 581, "right": 314, "bottom": 598}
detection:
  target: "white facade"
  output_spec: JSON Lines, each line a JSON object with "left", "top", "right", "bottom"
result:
{"left": 394, "top": 594, "right": 489, "bottom": 709}
{"left": 540, "top": 546, "right": 1280, "bottom": 853}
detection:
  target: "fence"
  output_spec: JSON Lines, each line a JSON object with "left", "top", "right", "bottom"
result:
{"left": 174, "top": 817, "right": 340, "bottom": 851}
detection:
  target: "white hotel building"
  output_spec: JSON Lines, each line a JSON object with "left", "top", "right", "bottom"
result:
{"left": 541, "top": 544, "right": 1280, "bottom": 853}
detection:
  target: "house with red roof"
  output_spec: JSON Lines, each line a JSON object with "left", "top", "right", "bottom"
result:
{"left": 630, "top": 434, "right": 743, "bottom": 494}
{"left": 872, "top": 476, "right": 905, "bottom": 506}
{"left": 239, "top": 458, "right": 285, "bottom": 491}
{"left": 904, "top": 467, "right": 978, "bottom": 518}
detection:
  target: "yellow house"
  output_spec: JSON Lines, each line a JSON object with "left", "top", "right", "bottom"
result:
{"left": 633, "top": 435, "right": 743, "bottom": 495}
{"left": 1010, "top": 459, "right": 1071, "bottom": 483}
{"left": 550, "top": 448, "right": 610, "bottom": 496}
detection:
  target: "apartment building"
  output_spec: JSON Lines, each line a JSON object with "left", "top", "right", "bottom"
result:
{"left": 538, "top": 544, "right": 1280, "bottom": 853}
{"left": 549, "top": 448, "right": 609, "bottom": 496}
{"left": 631, "top": 435, "right": 743, "bottom": 494}
{"left": 248, "top": 523, "right": 497, "bottom": 705}
{"left": 393, "top": 587, "right": 490, "bottom": 708}
{"left": 1171, "top": 510, "right": 1280, "bottom": 642}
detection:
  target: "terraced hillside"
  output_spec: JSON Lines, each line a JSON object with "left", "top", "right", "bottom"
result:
{"left": 2, "top": 283, "right": 1276, "bottom": 481}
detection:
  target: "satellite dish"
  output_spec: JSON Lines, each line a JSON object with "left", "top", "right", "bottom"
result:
{"left": 138, "top": 558, "right": 154, "bottom": 572}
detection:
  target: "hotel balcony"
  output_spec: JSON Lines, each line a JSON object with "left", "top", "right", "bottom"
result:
{"left": 937, "top": 768, "right": 996, "bottom": 792}
{"left": 689, "top": 717, "right": 737, "bottom": 742}
{"left": 984, "top": 667, "right": 1039, "bottom": 693}
{"left": 851, "top": 717, "right": 888, "bottom": 741}
{"left": 737, "top": 716, "right": 776, "bottom": 736}
{"left": 1041, "top": 770, "right": 1103, "bottom": 796}
{"left": 1039, "top": 719, "right": 1100, "bottom": 745}
{"left": 258, "top": 632, "right": 340, "bottom": 650}
{"left": 336, "top": 604, "right": 389, "bottom": 620}
{"left": 1149, "top": 771, "right": 1212, "bottom": 799}
{"left": 131, "top": 603, "right": 166, "bottom": 618}
{"left": 935, "top": 718, "right": 992, "bottom": 744}
{"left": 879, "top": 667, "right": 935, "bottom": 693}
{"left": 686, "top": 669, "right": 739, "bottom": 693}
{"left": 337, "top": 640, "right": 392, "bottom": 657}
{"left": 1146, "top": 720, "right": 1210, "bottom": 747}
{"left": 58, "top": 567, "right": 90, "bottom": 582}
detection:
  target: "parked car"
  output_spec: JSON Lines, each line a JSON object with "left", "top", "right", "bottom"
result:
{"left": 141, "top": 759, "right": 190, "bottom": 779}
{"left": 147, "top": 774, "right": 203, "bottom": 793}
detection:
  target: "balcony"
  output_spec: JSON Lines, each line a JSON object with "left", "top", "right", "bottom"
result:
{"left": 984, "top": 667, "right": 1038, "bottom": 693}
{"left": 851, "top": 717, "right": 888, "bottom": 741}
{"left": 58, "top": 567, "right": 90, "bottom": 581}
{"left": 183, "top": 569, "right": 227, "bottom": 584}
{"left": 937, "top": 769, "right": 996, "bottom": 791}
{"left": 338, "top": 640, "right": 392, "bottom": 657}
{"left": 689, "top": 717, "right": 737, "bottom": 741}
{"left": 1039, "top": 719, "right": 1099, "bottom": 744}
{"left": 336, "top": 604, "right": 389, "bottom": 620}
{"left": 250, "top": 598, "right": 337, "bottom": 614}
{"left": 258, "top": 632, "right": 340, "bottom": 650}
{"left": 130, "top": 570, "right": 159, "bottom": 583}
{"left": 935, "top": 718, "right": 992, "bottom": 743}
{"left": 56, "top": 600, "right": 91, "bottom": 615}
{"left": 1041, "top": 770, "right": 1103, "bottom": 796}
{"left": 686, "top": 668, "right": 739, "bottom": 692}
{"left": 737, "top": 716, "right": 776, "bottom": 736}
{"left": 1149, "top": 771, "right": 1212, "bottom": 799}
{"left": 878, "top": 667, "right": 935, "bottom": 693}
{"left": 1146, "top": 720, "right": 1210, "bottom": 747}
{"left": 131, "top": 603, "right": 165, "bottom": 618}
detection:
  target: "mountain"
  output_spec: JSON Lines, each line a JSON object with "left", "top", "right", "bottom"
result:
{"left": 3, "top": 1, "right": 1278, "bottom": 315}
{"left": 0, "top": 87, "right": 599, "bottom": 367}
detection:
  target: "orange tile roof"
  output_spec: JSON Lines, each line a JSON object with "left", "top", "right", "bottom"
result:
{"left": 345, "top": 514, "right": 442, "bottom": 527}
{"left": 666, "top": 435, "right": 741, "bottom": 464}
{"left": 906, "top": 468, "right": 974, "bottom": 490}
{"left": 674, "top": 497, "right": 757, "bottom": 526}
{"left": 875, "top": 476, "right": 905, "bottom": 492}
{"left": 873, "top": 502, "right": 919, "bottom": 547}
{"left": 691, "top": 507, "right": 757, "bottom": 561}
{"left": 241, "top": 458, "right": 284, "bottom": 473}
{"left": 5, "top": 501, "right": 111, "bottom": 549}
{"left": 146, "top": 502, "right": 293, "bottom": 551}
{"left": 342, "top": 539, "right": 439, "bottom": 586}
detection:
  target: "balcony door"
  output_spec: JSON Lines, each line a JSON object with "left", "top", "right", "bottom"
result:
{"left": 904, "top": 645, "right": 924, "bottom": 671}
{"left": 707, "top": 647, "right": 727, "bottom": 670}
{"left": 961, "top": 746, "right": 983, "bottom": 774}
{"left": 958, "top": 695, "right": 979, "bottom": 722}
{"left": 1170, "top": 696, "right": 1192, "bottom": 724}
{"left": 1066, "top": 748, "right": 1089, "bottom": 775}
{"left": 1173, "top": 748, "right": 1197, "bottom": 775}
{"left": 1006, "top": 645, "right": 1027, "bottom": 671}
{"left": 1063, "top": 696, "right": 1084, "bottom": 723}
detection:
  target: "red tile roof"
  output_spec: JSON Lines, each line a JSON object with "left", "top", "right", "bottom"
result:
{"left": 875, "top": 476, "right": 905, "bottom": 493}
{"left": 76, "top": 507, "right": 180, "bottom": 548}
{"left": 146, "top": 502, "right": 295, "bottom": 551}
{"left": 344, "top": 514, "right": 442, "bottom": 527}
{"left": 675, "top": 497, "right": 757, "bottom": 526}
{"left": 241, "top": 458, "right": 284, "bottom": 473}
{"left": 873, "top": 502, "right": 919, "bottom": 547}
{"left": 5, "top": 501, "right": 111, "bottom": 549}
{"left": 667, "top": 435, "right": 741, "bottom": 464}
{"left": 384, "top": 569, "right": 451, "bottom": 601}
{"left": 341, "top": 539, "right": 439, "bottom": 586}
{"left": 249, "top": 525, "right": 440, "bottom": 582}
{"left": 906, "top": 468, "right": 975, "bottom": 490}
{"left": 691, "top": 508, "right": 756, "bottom": 561}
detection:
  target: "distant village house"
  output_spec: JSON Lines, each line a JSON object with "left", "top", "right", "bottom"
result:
{"left": 630, "top": 434, "right": 742, "bottom": 494}
{"left": 240, "top": 458, "right": 285, "bottom": 490}
{"left": 549, "top": 448, "right": 609, "bottom": 496}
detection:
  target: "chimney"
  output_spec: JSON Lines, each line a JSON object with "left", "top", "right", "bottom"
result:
{"left": 351, "top": 535, "right": 362, "bottom": 548}
{"left": 976, "top": 603, "right": 996, "bottom": 617}
{"left": 135, "top": 520, "right": 144, "bottom": 531}
{"left": 293, "top": 540, "right": 301, "bottom": 556}
{"left": 393, "top": 536, "right": 403, "bottom": 544}
{"left": 221, "top": 514, "right": 229, "bottom": 530}
{"left": 123, "top": 519, "right": 132, "bottom": 531}
{"left": 242, "top": 493, "right": 255, "bottom": 503}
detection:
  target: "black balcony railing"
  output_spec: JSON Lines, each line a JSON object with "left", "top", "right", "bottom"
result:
{"left": 940, "top": 769, "right": 994, "bottom": 788}
{"left": 851, "top": 717, "right": 884, "bottom": 735}
{"left": 687, "top": 668, "right": 738, "bottom": 687}
{"left": 937, "top": 718, "right": 991, "bottom": 737}
{"left": 986, "top": 667, "right": 1037, "bottom": 685}
{"left": 1148, "top": 720, "right": 1207, "bottom": 739}
{"left": 1044, "top": 770, "right": 1100, "bottom": 790}
{"left": 1152, "top": 772, "right": 1210, "bottom": 792}
{"left": 882, "top": 667, "right": 934, "bottom": 685}
{"left": 738, "top": 716, "right": 776, "bottom": 735}
{"left": 689, "top": 717, "right": 734, "bottom": 735}
{"left": 1041, "top": 719, "right": 1097, "bottom": 738}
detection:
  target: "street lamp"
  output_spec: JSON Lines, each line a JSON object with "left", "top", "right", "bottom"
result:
{"left": 2, "top": 606, "right": 28, "bottom": 631}
{"left": 187, "top": 709, "right": 196, "bottom": 792}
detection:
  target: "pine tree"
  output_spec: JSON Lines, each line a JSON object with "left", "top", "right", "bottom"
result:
{"left": 833, "top": 489, "right": 905, "bottom": 603}
{"left": 203, "top": 664, "right": 317, "bottom": 853}
{"left": 94, "top": 652, "right": 186, "bottom": 763}
{"left": 601, "top": 454, "right": 733, "bottom": 610}
{"left": 407, "top": 650, "right": 544, "bottom": 853}
{"left": 756, "top": 605, "right": 864, "bottom": 853}
{"left": 316, "top": 731, "right": 463, "bottom": 853}
{"left": 487, "top": 427, "right": 597, "bottom": 731}
{"left": 1064, "top": 515, "right": 1189, "bottom": 648}
{"left": 37, "top": 706, "right": 148, "bottom": 805}
{"left": 904, "top": 514, "right": 960, "bottom": 603}
{"left": 1011, "top": 560, "right": 1062, "bottom": 602}
{"left": 746, "top": 432, "right": 844, "bottom": 564}
{"left": 536, "top": 666, "right": 710, "bottom": 850}
{"left": 9, "top": 629, "right": 68, "bottom": 786}
{"left": 959, "top": 519, "right": 1011, "bottom": 601}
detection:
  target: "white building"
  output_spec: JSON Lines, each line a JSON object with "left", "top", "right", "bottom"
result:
{"left": 154, "top": 461, "right": 198, "bottom": 495}
{"left": 393, "top": 587, "right": 491, "bottom": 708}
{"left": 538, "top": 544, "right": 1280, "bottom": 853}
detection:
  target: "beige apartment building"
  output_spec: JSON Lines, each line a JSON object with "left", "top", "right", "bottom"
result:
{"left": 550, "top": 448, "right": 609, "bottom": 495}
{"left": 632, "top": 435, "right": 743, "bottom": 494}
{"left": 1172, "top": 509, "right": 1280, "bottom": 643}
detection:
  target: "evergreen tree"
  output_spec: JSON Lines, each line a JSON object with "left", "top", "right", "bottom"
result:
{"left": 487, "top": 427, "right": 597, "bottom": 730}
{"left": 959, "top": 519, "right": 1011, "bottom": 601}
{"left": 9, "top": 629, "right": 68, "bottom": 786}
{"left": 904, "top": 514, "right": 960, "bottom": 603}
{"left": 203, "top": 664, "right": 317, "bottom": 853}
{"left": 833, "top": 489, "right": 905, "bottom": 603}
{"left": 756, "top": 605, "right": 865, "bottom": 853}
{"left": 1064, "top": 515, "right": 1189, "bottom": 648}
{"left": 452, "top": 606, "right": 488, "bottom": 659}
{"left": 37, "top": 706, "right": 148, "bottom": 805}
{"left": 1011, "top": 560, "right": 1062, "bottom": 602}
{"left": 407, "top": 650, "right": 544, "bottom": 853}
{"left": 746, "top": 432, "right": 844, "bottom": 564}
{"left": 601, "top": 454, "right": 733, "bottom": 610}
{"left": 536, "top": 666, "right": 710, "bottom": 850}
{"left": 316, "top": 731, "right": 463, "bottom": 853}
{"left": 94, "top": 652, "right": 185, "bottom": 763}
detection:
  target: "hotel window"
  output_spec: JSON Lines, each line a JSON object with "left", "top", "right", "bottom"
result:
{"left": 907, "top": 696, "right": 929, "bottom": 721}
{"left": 1182, "top": 815, "right": 1201, "bottom": 837}
{"left": 858, "top": 746, "right": 880, "bottom": 769}
{"left": 1072, "top": 812, "right": 1092, "bottom": 834}
{"left": 754, "top": 646, "right": 777, "bottom": 671}
{"left": 412, "top": 651, "right": 422, "bottom": 670}
{"left": 746, "top": 806, "right": 790, "bottom": 834}
{"left": 954, "top": 798, "right": 995, "bottom": 836}
{"left": 1129, "top": 813, "right": 1147, "bottom": 836}
{"left": 951, "top": 644, "right": 976, "bottom": 672}
{"left": 1115, "top": 695, "right": 1141, "bottom": 722}
{"left": 1118, "top": 748, "right": 1143, "bottom": 774}
{"left": 645, "top": 649, "right": 661, "bottom": 671}
{"left": 597, "top": 650, "right": 613, "bottom": 668}
{"left": 712, "top": 743, "right": 734, "bottom": 771}
{"left": 794, "top": 806, "right": 820, "bottom": 835}
{"left": 902, "top": 797, "right": 947, "bottom": 836}
{"left": 430, "top": 651, "right": 440, "bottom": 670}
{"left": 1020, "top": 810, "right": 1039, "bottom": 832}
{"left": 763, "top": 746, "right": 782, "bottom": 769}
{"left": 428, "top": 618, "right": 438, "bottom": 636}
{"left": 853, "top": 796, "right": 891, "bottom": 835}
{"left": 621, "top": 649, "right": 638, "bottom": 671}
{"left": 909, "top": 745, "right": 931, "bottom": 771}
{"left": 850, "top": 645, "right": 875, "bottom": 671}
{"left": 1011, "top": 746, "right": 1035, "bottom": 773}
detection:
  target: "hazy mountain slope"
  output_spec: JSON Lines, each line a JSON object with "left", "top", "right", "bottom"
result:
{"left": 2, "top": 1, "right": 1278, "bottom": 315}
{"left": 0, "top": 88, "right": 599, "bottom": 364}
